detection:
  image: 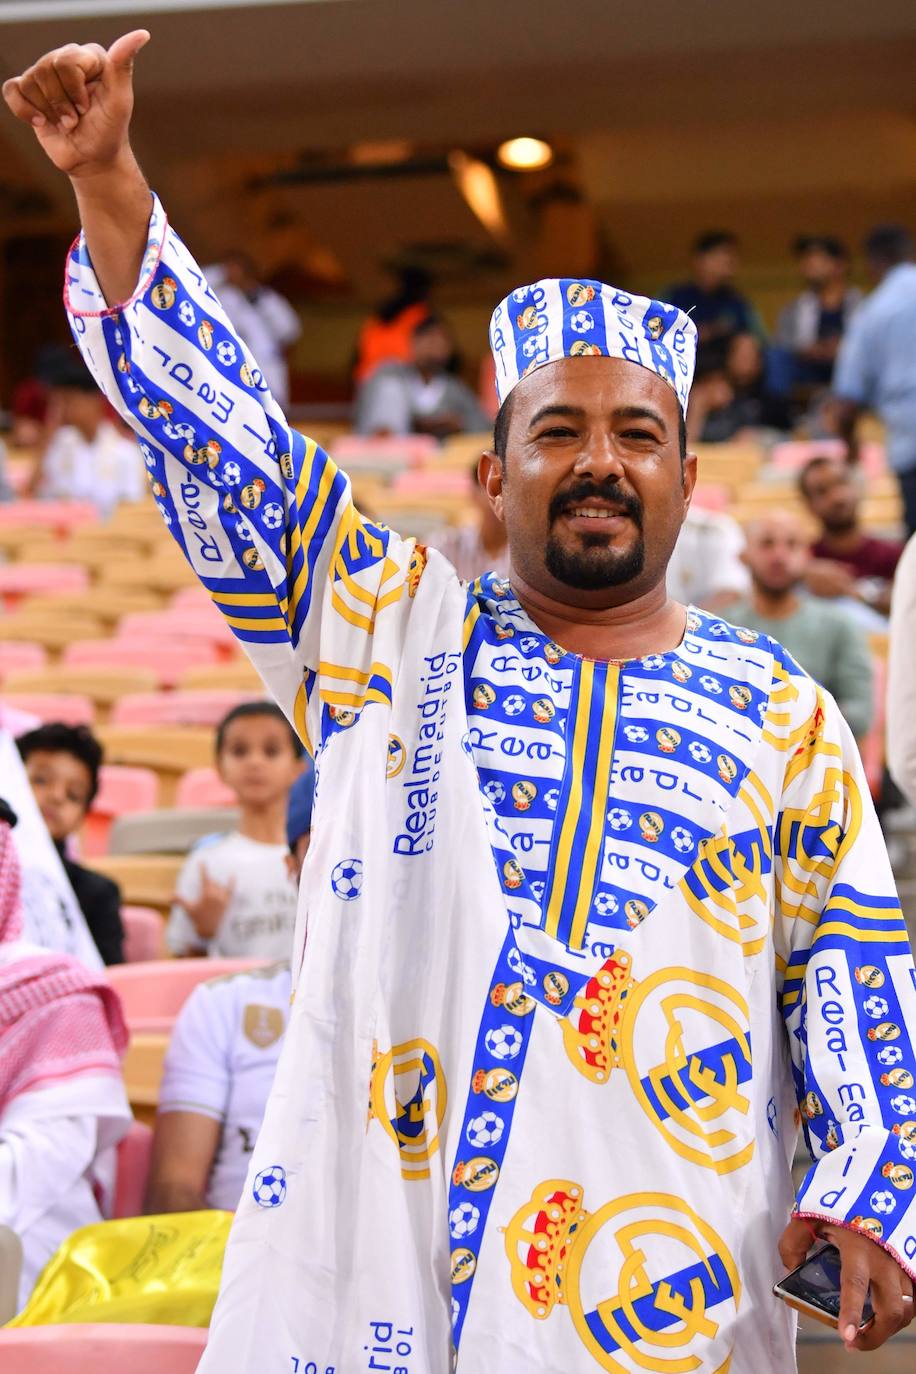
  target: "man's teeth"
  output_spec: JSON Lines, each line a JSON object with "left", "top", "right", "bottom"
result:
{"left": 570, "top": 507, "right": 620, "bottom": 519}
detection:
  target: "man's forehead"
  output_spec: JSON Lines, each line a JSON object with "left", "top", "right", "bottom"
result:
{"left": 512, "top": 355, "right": 679, "bottom": 421}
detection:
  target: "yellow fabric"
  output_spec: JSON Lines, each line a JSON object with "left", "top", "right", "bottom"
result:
{"left": 8, "top": 1210, "right": 232, "bottom": 1327}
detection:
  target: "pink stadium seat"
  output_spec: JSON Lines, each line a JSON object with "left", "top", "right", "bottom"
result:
{"left": 0, "top": 1324, "right": 207, "bottom": 1373}
{"left": 0, "top": 641, "right": 47, "bottom": 679}
{"left": 112, "top": 689, "right": 256, "bottom": 728}
{"left": 391, "top": 468, "right": 470, "bottom": 495}
{"left": 0, "top": 499, "right": 98, "bottom": 534}
{"left": 107, "top": 957, "right": 267, "bottom": 1033}
{"left": 690, "top": 483, "right": 729, "bottom": 513}
{"left": 171, "top": 585, "right": 214, "bottom": 611}
{"left": 121, "top": 905, "right": 166, "bottom": 962}
{"left": 63, "top": 639, "right": 222, "bottom": 688}
{"left": 113, "top": 1120, "right": 154, "bottom": 1219}
{"left": 0, "top": 563, "right": 89, "bottom": 609}
{"left": 82, "top": 765, "right": 160, "bottom": 858}
{"left": 769, "top": 440, "right": 888, "bottom": 480}
{"left": 176, "top": 766, "right": 237, "bottom": 808}
{"left": 0, "top": 692, "right": 94, "bottom": 726}
{"left": 118, "top": 610, "right": 236, "bottom": 652}
{"left": 331, "top": 433, "right": 437, "bottom": 469}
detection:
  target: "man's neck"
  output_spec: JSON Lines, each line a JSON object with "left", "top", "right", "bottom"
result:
{"left": 238, "top": 800, "right": 288, "bottom": 846}
{"left": 750, "top": 586, "right": 800, "bottom": 620}
{"left": 816, "top": 280, "right": 846, "bottom": 309}
{"left": 511, "top": 574, "right": 687, "bottom": 661}
{"left": 818, "top": 524, "right": 864, "bottom": 554}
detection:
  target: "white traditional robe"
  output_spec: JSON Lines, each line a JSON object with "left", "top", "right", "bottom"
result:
{"left": 66, "top": 199, "right": 916, "bottom": 1374}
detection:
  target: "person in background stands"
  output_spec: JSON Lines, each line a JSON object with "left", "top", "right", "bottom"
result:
{"left": 30, "top": 345, "right": 143, "bottom": 517}
{"left": 17, "top": 723, "right": 124, "bottom": 966}
{"left": 353, "top": 264, "right": 431, "bottom": 384}
{"left": 666, "top": 230, "right": 762, "bottom": 373}
{"left": 168, "top": 703, "right": 303, "bottom": 959}
{"left": 833, "top": 225, "right": 916, "bottom": 535}
{"left": 355, "top": 314, "right": 490, "bottom": 439}
{"left": 205, "top": 251, "right": 301, "bottom": 410}
{"left": 687, "top": 333, "right": 790, "bottom": 444}
{"left": 799, "top": 455, "right": 902, "bottom": 618}
{"left": 729, "top": 510, "right": 874, "bottom": 740}
{"left": 773, "top": 236, "right": 861, "bottom": 395}
{"left": 429, "top": 462, "right": 510, "bottom": 583}
{"left": 145, "top": 772, "right": 313, "bottom": 1215}
{"left": 665, "top": 504, "right": 749, "bottom": 612}
{"left": 0, "top": 800, "right": 130, "bottom": 1310}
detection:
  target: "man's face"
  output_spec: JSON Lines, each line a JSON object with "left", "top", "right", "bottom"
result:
{"left": 480, "top": 356, "right": 694, "bottom": 608}
{"left": 801, "top": 461, "right": 859, "bottom": 534}
{"left": 744, "top": 516, "right": 809, "bottom": 596}
{"left": 800, "top": 247, "right": 842, "bottom": 290}
{"left": 697, "top": 244, "right": 737, "bottom": 289}
{"left": 411, "top": 322, "right": 452, "bottom": 372}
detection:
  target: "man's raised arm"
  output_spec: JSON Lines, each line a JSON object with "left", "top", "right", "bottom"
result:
{"left": 3, "top": 34, "right": 419, "bottom": 752}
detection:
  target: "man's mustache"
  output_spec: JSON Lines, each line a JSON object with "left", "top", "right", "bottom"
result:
{"left": 548, "top": 480, "right": 643, "bottom": 529}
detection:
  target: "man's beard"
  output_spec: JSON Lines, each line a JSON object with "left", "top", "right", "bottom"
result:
{"left": 544, "top": 480, "right": 646, "bottom": 590}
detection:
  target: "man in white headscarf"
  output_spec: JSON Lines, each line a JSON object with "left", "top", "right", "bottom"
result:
{"left": 5, "top": 34, "right": 916, "bottom": 1372}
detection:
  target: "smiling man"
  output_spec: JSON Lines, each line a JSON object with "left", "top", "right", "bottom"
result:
{"left": 5, "top": 33, "right": 916, "bottom": 1374}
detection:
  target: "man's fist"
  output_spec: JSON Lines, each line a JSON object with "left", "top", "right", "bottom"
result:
{"left": 2, "top": 30, "right": 148, "bottom": 178}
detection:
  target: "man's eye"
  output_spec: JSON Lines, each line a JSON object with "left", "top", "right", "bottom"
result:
{"left": 621, "top": 429, "right": 657, "bottom": 442}
{"left": 539, "top": 426, "right": 576, "bottom": 439}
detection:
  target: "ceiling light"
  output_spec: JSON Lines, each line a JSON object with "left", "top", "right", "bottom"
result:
{"left": 448, "top": 151, "right": 509, "bottom": 242}
{"left": 496, "top": 137, "right": 554, "bottom": 171}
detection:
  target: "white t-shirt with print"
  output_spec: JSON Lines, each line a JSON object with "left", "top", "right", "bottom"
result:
{"left": 157, "top": 963, "right": 291, "bottom": 1212}
{"left": 166, "top": 832, "right": 297, "bottom": 959}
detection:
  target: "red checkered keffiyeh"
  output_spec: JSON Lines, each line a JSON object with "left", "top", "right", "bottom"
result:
{"left": 0, "top": 820, "right": 127, "bottom": 1103}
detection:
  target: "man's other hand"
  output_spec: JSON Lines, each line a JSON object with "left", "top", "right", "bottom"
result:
{"left": 779, "top": 1215, "right": 915, "bottom": 1352}
{"left": 2, "top": 30, "right": 148, "bottom": 178}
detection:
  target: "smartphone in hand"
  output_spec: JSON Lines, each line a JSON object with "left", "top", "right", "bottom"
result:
{"left": 773, "top": 1243, "right": 875, "bottom": 1331}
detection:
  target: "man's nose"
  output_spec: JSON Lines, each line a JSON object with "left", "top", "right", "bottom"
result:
{"left": 572, "top": 432, "right": 625, "bottom": 478}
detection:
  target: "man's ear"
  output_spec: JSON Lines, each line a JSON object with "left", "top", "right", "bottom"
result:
{"left": 478, "top": 450, "right": 505, "bottom": 522}
{"left": 682, "top": 451, "right": 698, "bottom": 513}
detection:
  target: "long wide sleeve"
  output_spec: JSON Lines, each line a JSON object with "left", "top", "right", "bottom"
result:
{"left": 775, "top": 676, "right": 916, "bottom": 1279}
{"left": 65, "top": 196, "right": 419, "bottom": 752}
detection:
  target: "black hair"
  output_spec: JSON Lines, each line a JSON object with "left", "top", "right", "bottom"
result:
{"left": 692, "top": 230, "right": 737, "bottom": 256}
{"left": 793, "top": 234, "right": 847, "bottom": 260}
{"left": 797, "top": 453, "right": 845, "bottom": 500}
{"left": 412, "top": 313, "right": 447, "bottom": 338}
{"left": 864, "top": 225, "right": 914, "bottom": 270}
{"left": 493, "top": 390, "right": 687, "bottom": 466}
{"left": 16, "top": 722, "right": 103, "bottom": 807}
{"left": 215, "top": 701, "right": 304, "bottom": 758}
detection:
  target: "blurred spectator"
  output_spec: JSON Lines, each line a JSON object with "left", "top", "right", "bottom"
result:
{"left": 729, "top": 511, "right": 873, "bottom": 739}
{"left": 799, "top": 455, "right": 902, "bottom": 618}
{"left": 887, "top": 534, "right": 916, "bottom": 805}
{"left": 145, "top": 961, "right": 291, "bottom": 1215}
{"left": 353, "top": 265, "right": 431, "bottom": 384}
{"left": 9, "top": 377, "right": 49, "bottom": 450}
{"left": 833, "top": 224, "right": 916, "bottom": 533}
{"left": 31, "top": 346, "right": 144, "bottom": 517}
{"left": 0, "top": 801, "right": 131, "bottom": 1308}
{"left": 206, "top": 252, "right": 301, "bottom": 409}
{"left": 17, "top": 724, "right": 124, "bottom": 966}
{"left": 667, "top": 506, "right": 749, "bottom": 611}
{"left": 666, "top": 231, "right": 762, "bottom": 373}
{"left": 431, "top": 463, "right": 509, "bottom": 582}
{"left": 687, "top": 333, "right": 789, "bottom": 444}
{"left": 355, "top": 315, "right": 490, "bottom": 439}
{"left": 167, "top": 703, "right": 303, "bottom": 959}
{"left": 773, "top": 236, "right": 861, "bottom": 394}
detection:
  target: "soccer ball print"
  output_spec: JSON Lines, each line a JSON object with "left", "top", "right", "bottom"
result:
{"left": 331, "top": 858, "right": 363, "bottom": 901}
{"left": 252, "top": 1165, "right": 287, "bottom": 1208}
{"left": 485, "top": 1024, "right": 523, "bottom": 1061}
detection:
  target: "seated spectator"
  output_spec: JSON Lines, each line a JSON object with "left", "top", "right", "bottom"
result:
{"left": 168, "top": 703, "right": 303, "bottom": 959}
{"left": 729, "top": 511, "right": 873, "bottom": 739}
{"left": 799, "top": 455, "right": 903, "bottom": 617}
{"left": 32, "top": 345, "right": 144, "bottom": 517}
{"left": 666, "top": 505, "right": 749, "bottom": 612}
{"left": 0, "top": 800, "right": 131, "bottom": 1309}
{"left": 144, "top": 961, "right": 291, "bottom": 1214}
{"left": 353, "top": 264, "right": 431, "bottom": 384}
{"left": 355, "top": 315, "right": 490, "bottom": 439}
{"left": 666, "top": 231, "right": 762, "bottom": 373}
{"left": 430, "top": 463, "right": 510, "bottom": 582}
{"left": 205, "top": 252, "right": 301, "bottom": 410}
{"left": 772, "top": 236, "right": 861, "bottom": 395}
{"left": 144, "top": 779, "right": 310, "bottom": 1216}
{"left": 687, "top": 333, "right": 790, "bottom": 444}
{"left": 17, "top": 723, "right": 124, "bottom": 966}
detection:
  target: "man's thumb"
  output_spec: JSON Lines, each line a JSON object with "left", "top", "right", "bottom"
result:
{"left": 106, "top": 29, "right": 150, "bottom": 79}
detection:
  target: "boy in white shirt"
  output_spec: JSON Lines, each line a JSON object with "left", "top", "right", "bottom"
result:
{"left": 146, "top": 776, "right": 313, "bottom": 1214}
{"left": 167, "top": 703, "right": 304, "bottom": 959}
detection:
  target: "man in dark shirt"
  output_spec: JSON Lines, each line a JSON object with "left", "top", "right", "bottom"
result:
{"left": 774, "top": 236, "right": 861, "bottom": 392}
{"left": 17, "top": 723, "right": 124, "bottom": 965}
{"left": 666, "top": 231, "right": 762, "bottom": 373}
{"left": 799, "top": 454, "right": 903, "bottom": 616}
